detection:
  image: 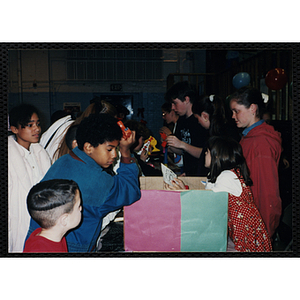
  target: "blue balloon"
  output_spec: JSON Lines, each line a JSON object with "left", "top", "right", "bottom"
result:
{"left": 232, "top": 72, "right": 251, "bottom": 89}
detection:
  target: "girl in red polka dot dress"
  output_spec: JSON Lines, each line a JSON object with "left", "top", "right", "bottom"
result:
{"left": 204, "top": 136, "right": 272, "bottom": 252}
{"left": 166, "top": 135, "right": 272, "bottom": 252}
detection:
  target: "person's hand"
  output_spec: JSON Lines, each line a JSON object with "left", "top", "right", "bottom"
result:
{"left": 166, "top": 135, "right": 183, "bottom": 149}
{"left": 159, "top": 126, "right": 172, "bottom": 136}
{"left": 140, "top": 149, "right": 149, "bottom": 162}
{"left": 119, "top": 130, "right": 136, "bottom": 157}
{"left": 164, "top": 178, "right": 186, "bottom": 190}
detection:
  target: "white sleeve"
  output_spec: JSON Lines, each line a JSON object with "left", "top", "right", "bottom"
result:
{"left": 210, "top": 170, "right": 242, "bottom": 197}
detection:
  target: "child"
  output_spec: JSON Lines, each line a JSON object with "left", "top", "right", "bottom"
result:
{"left": 8, "top": 103, "right": 51, "bottom": 253}
{"left": 40, "top": 99, "right": 117, "bottom": 163}
{"left": 26, "top": 113, "right": 141, "bottom": 252}
{"left": 23, "top": 179, "right": 82, "bottom": 253}
{"left": 164, "top": 81, "right": 208, "bottom": 176}
{"left": 64, "top": 124, "right": 79, "bottom": 151}
{"left": 192, "top": 94, "right": 241, "bottom": 142}
{"left": 160, "top": 102, "right": 183, "bottom": 170}
{"left": 124, "top": 119, "right": 162, "bottom": 176}
{"left": 166, "top": 136, "right": 272, "bottom": 252}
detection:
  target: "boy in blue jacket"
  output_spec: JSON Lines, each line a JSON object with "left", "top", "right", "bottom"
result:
{"left": 26, "top": 114, "right": 141, "bottom": 252}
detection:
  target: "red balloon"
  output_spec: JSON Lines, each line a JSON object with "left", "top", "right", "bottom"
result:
{"left": 265, "top": 68, "right": 288, "bottom": 90}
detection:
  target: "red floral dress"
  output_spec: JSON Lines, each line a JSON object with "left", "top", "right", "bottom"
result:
{"left": 228, "top": 169, "right": 272, "bottom": 252}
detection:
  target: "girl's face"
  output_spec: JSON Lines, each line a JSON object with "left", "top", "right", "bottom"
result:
{"left": 204, "top": 148, "right": 211, "bottom": 168}
{"left": 162, "top": 110, "right": 174, "bottom": 124}
{"left": 11, "top": 113, "right": 41, "bottom": 150}
{"left": 230, "top": 99, "right": 257, "bottom": 128}
{"left": 194, "top": 112, "right": 210, "bottom": 129}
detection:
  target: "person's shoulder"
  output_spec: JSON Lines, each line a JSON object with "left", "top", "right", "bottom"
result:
{"left": 186, "top": 114, "right": 198, "bottom": 123}
{"left": 215, "top": 170, "right": 242, "bottom": 196}
{"left": 72, "top": 147, "right": 89, "bottom": 163}
{"left": 8, "top": 135, "right": 23, "bottom": 157}
{"left": 246, "top": 122, "right": 281, "bottom": 145}
{"left": 31, "top": 143, "right": 51, "bottom": 163}
{"left": 30, "top": 227, "right": 42, "bottom": 236}
{"left": 23, "top": 228, "right": 42, "bottom": 252}
{"left": 218, "top": 170, "right": 237, "bottom": 180}
{"left": 31, "top": 142, "right": 47, "bottom": 151}
{"left": 8, "top": 134, "right": 16, "bottom": 146}
{"left": 249, "top": 122, "right": 278, "bottom": 136}
{"left": 176, "top": 116, "right": 186, "bottom": 125}
{"left": 48, "top": 115, "right": 72, "bottom": 130}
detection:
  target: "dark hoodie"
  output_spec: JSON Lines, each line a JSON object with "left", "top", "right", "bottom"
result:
{"left": 240, "top": 121, "right": 282, "bottom": 238}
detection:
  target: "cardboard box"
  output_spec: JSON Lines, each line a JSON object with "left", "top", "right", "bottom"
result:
{"left": 139, "top": 176, "right": 207, "bottom": 190}
{"left": 124, "top": 177, "right": 228, "bottom": 252}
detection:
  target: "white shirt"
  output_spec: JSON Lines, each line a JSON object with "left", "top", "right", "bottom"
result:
{"left": 8, "top": 135, "right": 51, "bottom": 252}
{"left": 40, "top": 115, "right": 74, "bottom": 162}
{"left": 22, "top": 144, "right": 43, "bottom": 184}
{"left": 205, "top": 169, "right": 241, "bottom": 253}
{"left": 205, "top": 170, "right": 242, "bottom": 197}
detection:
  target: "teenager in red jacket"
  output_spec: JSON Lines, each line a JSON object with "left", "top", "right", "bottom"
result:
{"left": 230, "top": 87, "right": 282, "bottom": 238}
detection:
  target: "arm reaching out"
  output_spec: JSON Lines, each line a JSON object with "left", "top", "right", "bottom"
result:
{"left": 166, "top": 135, "right": 203, "bottom": 158}
{"left": 164, "top": 178, "right": 186, "bottom": 190}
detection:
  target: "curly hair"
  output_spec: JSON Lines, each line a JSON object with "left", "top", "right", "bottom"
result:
{"left": 76, "top": 114, "right": 122, "bottom": 150}
{"left": 54, "top": 101, "right": 118, "bottom": 160}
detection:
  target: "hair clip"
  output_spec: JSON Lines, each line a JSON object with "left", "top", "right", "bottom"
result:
{"left": 209, "top": 95, "right": 214, "bottom": 102}
{"left": 100, "top": 106, "right": 108, "bottom": 114}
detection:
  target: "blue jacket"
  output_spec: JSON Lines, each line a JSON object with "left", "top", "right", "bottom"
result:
{"left": 26, "top": 147, "right": 141, "bottom": 252}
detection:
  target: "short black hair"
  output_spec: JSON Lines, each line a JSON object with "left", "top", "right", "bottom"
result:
{"left": 27, "top": 179, "right": 80, "bottom": 229}
{"left": 192, "top": 95, "right": 227, "bottom": 136}
{"left": 76, "top": 114, "right": 122, "bottom": 150}
{"left": 161, "top": 102, "right": 172, "bottom": 113}
{"left": 165, "top": 81, "right": 197, "bottom": 104}
{"left": 65, "top": 124, "right": 79, "bottom": 150}
{"left": 124, "top": 119, "right": 150, "bottom": 150}
{"left": 9, "top": 103, "right": 40, "bottom": 128}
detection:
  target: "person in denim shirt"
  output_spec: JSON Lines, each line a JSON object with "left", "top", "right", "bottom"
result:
{"left": 26, "top": 114, "right": 141, "bottom": 252}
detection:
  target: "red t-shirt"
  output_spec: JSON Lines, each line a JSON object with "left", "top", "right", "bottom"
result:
{"left": 23, "top": 228, "right": 68, "bottom": 253}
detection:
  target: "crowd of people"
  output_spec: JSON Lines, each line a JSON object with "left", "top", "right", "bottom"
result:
{"left": 8, "top": 81, "right": 284, "bottom": 253}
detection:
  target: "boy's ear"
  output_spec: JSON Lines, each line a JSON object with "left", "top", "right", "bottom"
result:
{"left": 83, "top": 142, "right": 93, "bottom": 155}
{"left": 10, "top": 125, "right": 19, "bottom": 134}
{"left": 72, "top": 139, "right": 78, "bottom": 149}
{"left": 184, "top": 96, "right": 190, "bottom": 103}
{"left": 58, "top": 213, "right": 69, "bottom": 227}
